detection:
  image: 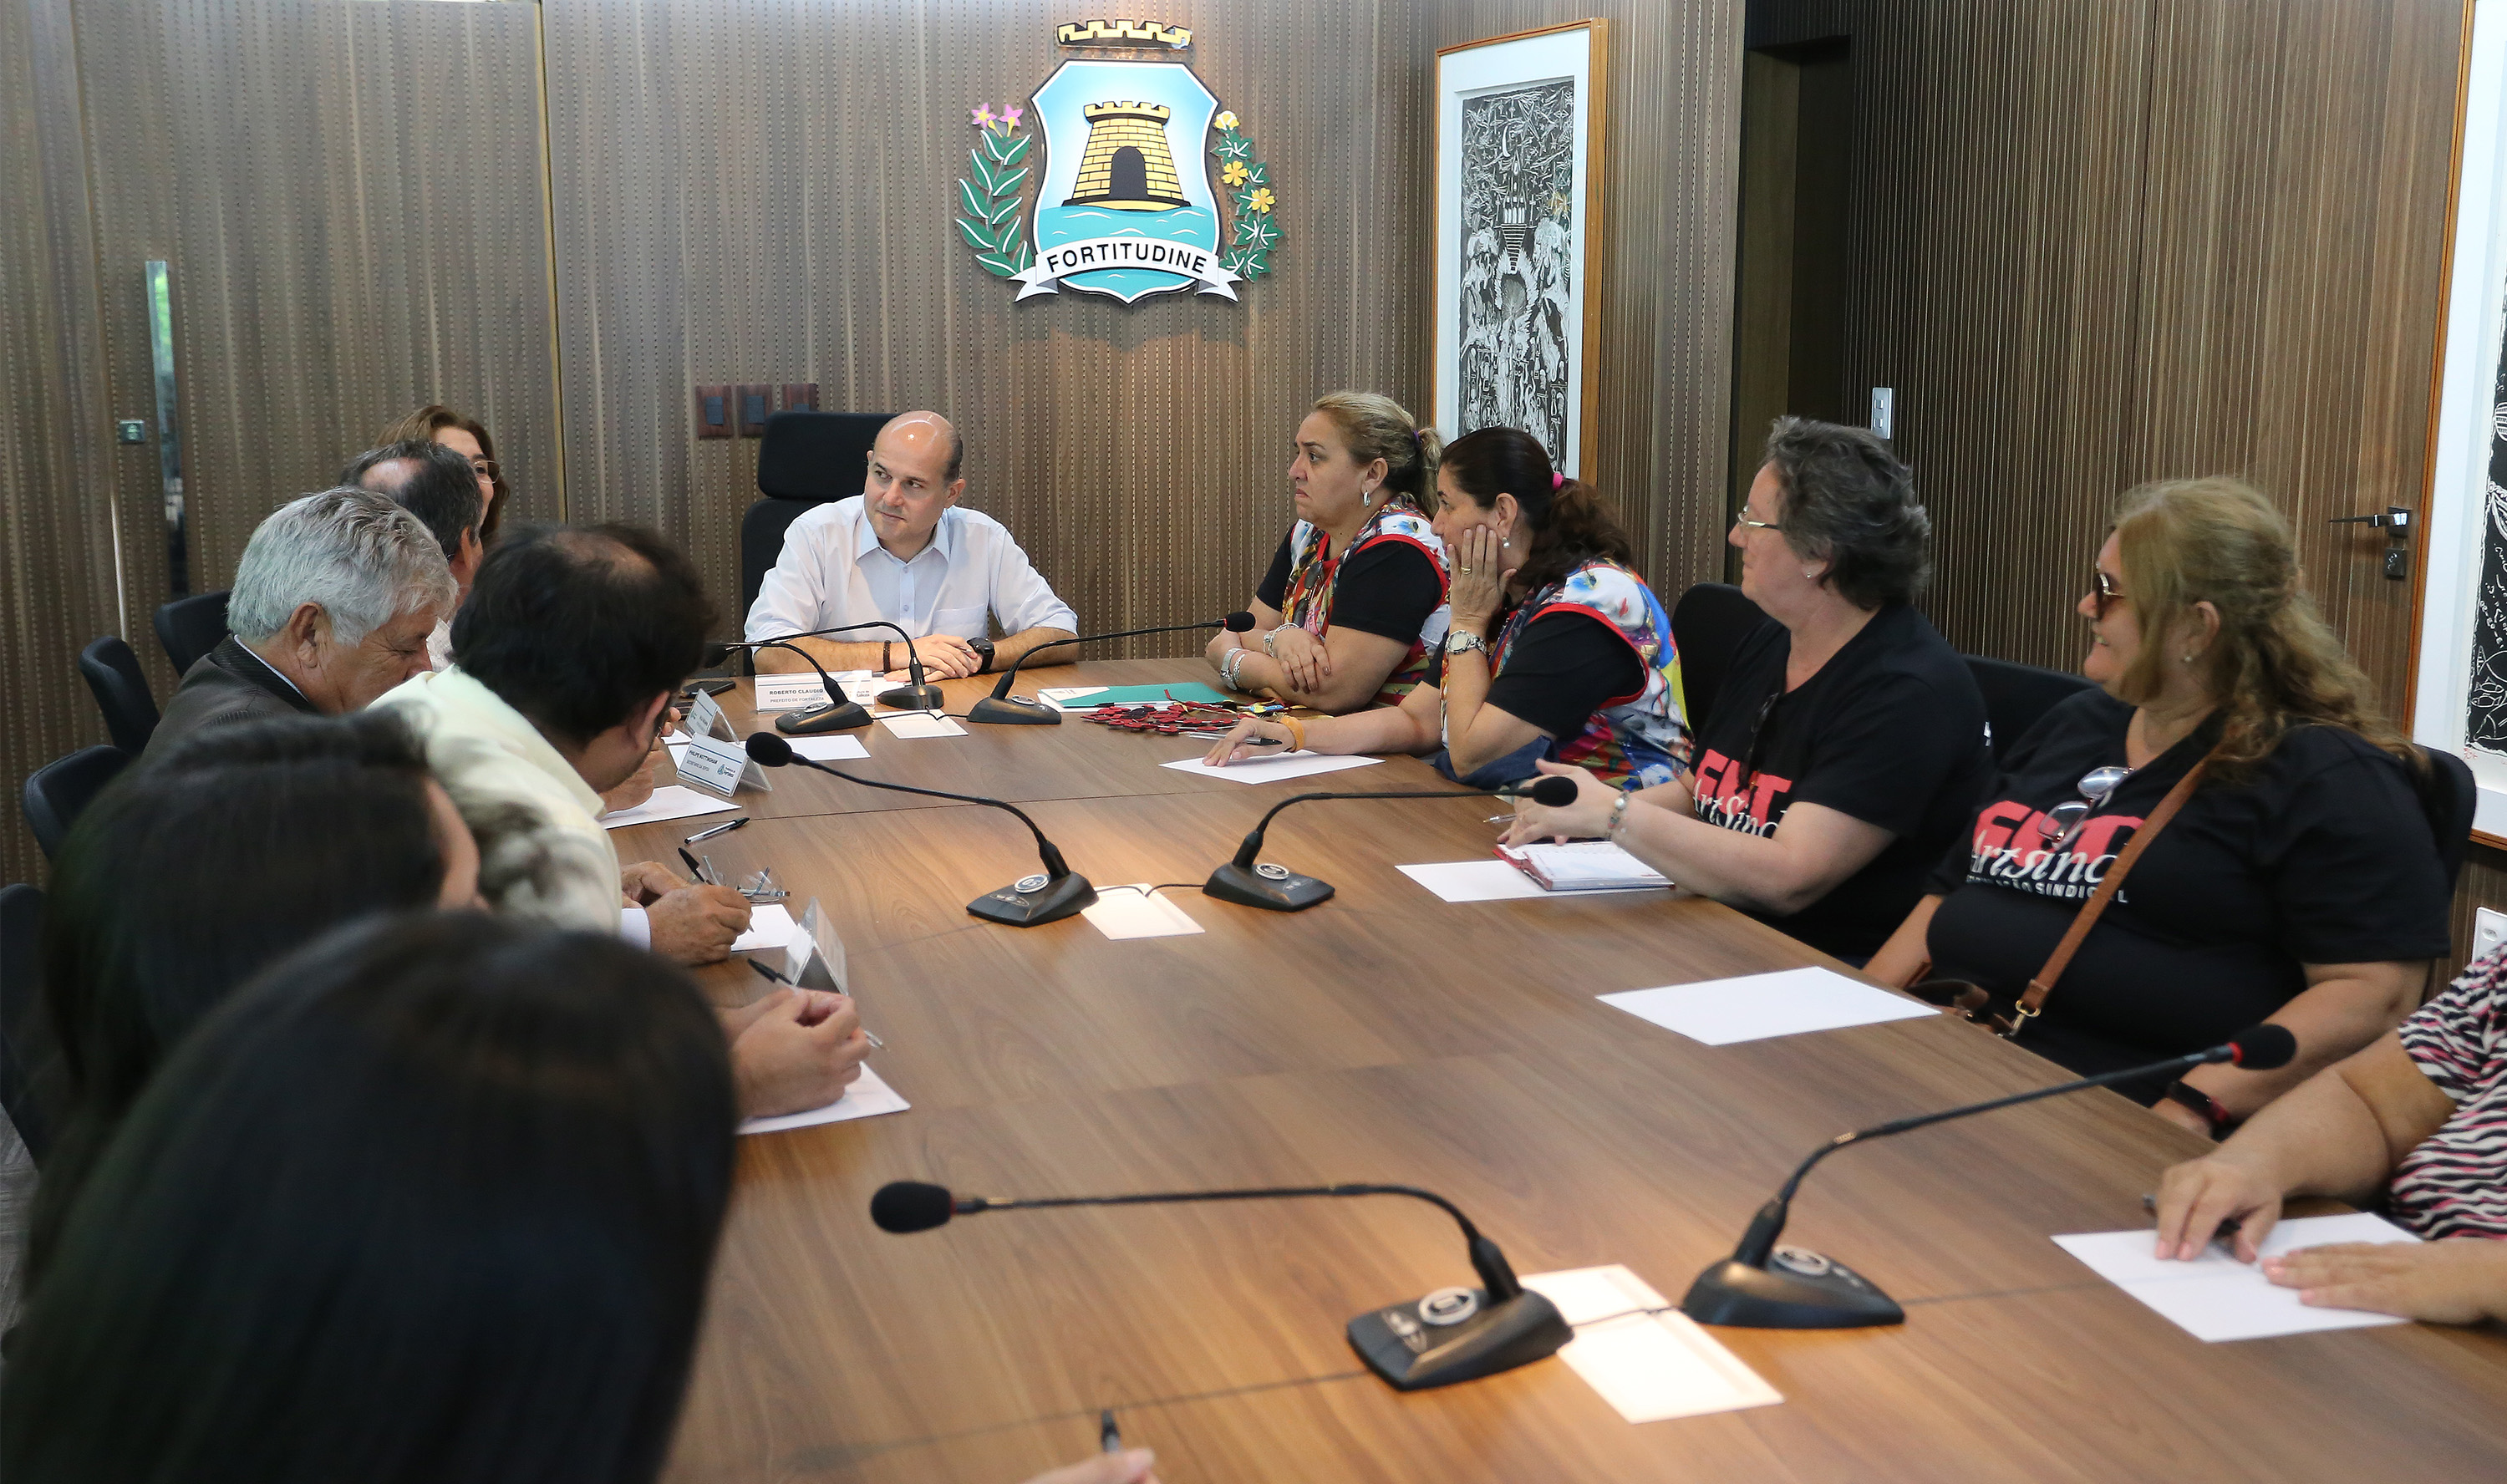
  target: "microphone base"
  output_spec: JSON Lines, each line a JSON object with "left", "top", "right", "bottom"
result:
{"left": 776, "top": 700, "right": 873, "bottom": 734}
{"left": 877, "top": 682, "right": 948, "bottom": 712}
{"left": 966, "top": 694, "right": 1063, "bottom": 726}
{"left": 1679, "top": 1250, "right": 1904, "bottom": 1329}
{"left": 967, "top": 872, "right": 1098, "bottom": 928}
{"left": 1202, "top": 861, "right": 1335, "bottom": 912}
{"left": 1347, "top": 1288, "right": 1573, "bottom": 1391}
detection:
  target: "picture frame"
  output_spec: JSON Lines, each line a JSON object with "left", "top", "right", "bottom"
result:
{"left": 1432, "top": 20, "right": 1608, "bottom": 479}
{"left": 2410, "top": 0, "right": 2503, "bottom": 841}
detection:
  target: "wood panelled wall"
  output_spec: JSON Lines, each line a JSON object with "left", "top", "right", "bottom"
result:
{"left": 543, "top": 0, "right": 1428, "bottom": 650}
{"left": 0, "top": 0, "right": 563, "bottom": 886}
{"left": 1416, "top": 2, "right": 1743, "bottom": 597}
{"left": 1747, "top": 0, "right": 2502, "bottom": 968}
{"left": 0, "top": 0, "right": 125, "bottom": 890}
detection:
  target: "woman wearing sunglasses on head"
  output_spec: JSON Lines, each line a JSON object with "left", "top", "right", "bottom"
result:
{"left": 1504, "top": 418, "right": 1990, "bottom": 963}
{"left": 1863, "top": 478, "right": 2449, "bottom": 1136}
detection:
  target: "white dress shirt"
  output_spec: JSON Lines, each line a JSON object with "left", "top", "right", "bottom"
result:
{"left": 371, "top": 667, "right": 648, "bottom": 947}
{"left": 744, "top": 496, "right": 1078, "bottom": 643}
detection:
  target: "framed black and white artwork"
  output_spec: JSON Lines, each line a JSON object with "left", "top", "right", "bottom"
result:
{"left": 2415, "top": 0, "right": 2507, "bottom": 843}
{"left": 1433, "top": 20, "right": 1607, "bottom": 478}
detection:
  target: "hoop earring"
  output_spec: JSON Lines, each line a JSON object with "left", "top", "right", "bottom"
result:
{"left": 1361, "top": 490, "right": 1374, "bottom": 508}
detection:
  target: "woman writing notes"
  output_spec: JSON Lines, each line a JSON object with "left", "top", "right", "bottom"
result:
{"left": 1204, "top": 425, "right": 1686, "bottom": 788}
{"left": 1864, "top": 478, "right": 2447, "bottom": 1133}
{"left": 1207, "top": 393, "right": 1451, "bottom": 712}
{"left": 1506, "top": 419, "right": 1990, "bottom": 963}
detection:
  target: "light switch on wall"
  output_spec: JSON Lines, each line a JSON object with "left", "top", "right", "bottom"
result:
{"left": 1870, "top": 387, "right": 1894, "bottom": 440}
{"left": 2477, "top": 907, "right": 2506, "bottom": 963}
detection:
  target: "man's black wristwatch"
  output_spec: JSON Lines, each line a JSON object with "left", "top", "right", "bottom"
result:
{"left": 2163, "top": 1079, "right": 2236, "bottom": 1140}
{"left": 967, "top": 636, "right": 995, "bottom": 674}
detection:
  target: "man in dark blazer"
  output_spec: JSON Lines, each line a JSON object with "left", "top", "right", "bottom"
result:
{"left": 141, "top": 487, "right": 455, "bottom": 764}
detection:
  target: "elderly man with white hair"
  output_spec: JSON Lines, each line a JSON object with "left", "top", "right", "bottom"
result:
{"left": 140, "top": 487, "right": 454, "bottom": 763}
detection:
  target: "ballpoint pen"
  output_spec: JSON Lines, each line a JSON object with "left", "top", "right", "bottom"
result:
{"left": 685, "top": 816, "right": 750, "bottom": 845}
{"left": 1099, "top": 1409, "right": 1121, "bottom": 1453}
{"left": 676, "top": 846, "right": 712, "bottom": 883}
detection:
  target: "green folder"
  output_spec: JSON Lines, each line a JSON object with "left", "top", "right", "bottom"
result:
{"left": 1065, "top": 682, "right": 1236, "bottom": 708}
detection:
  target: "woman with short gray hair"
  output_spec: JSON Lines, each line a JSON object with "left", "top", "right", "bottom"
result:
{"left": 1506, "top": 417, "right": 1991, "bottom": 963}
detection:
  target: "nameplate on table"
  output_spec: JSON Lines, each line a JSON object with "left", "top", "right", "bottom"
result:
{"left": 680, "top": 733, "right": 771, "bottom": 797}
{"left": 755, "top": 671, "right": 839, "bottom": 713}
{"left": 685, "top": 685, "right": 735, "bottom": 740}
{"left": 787, "top": 897, "right": 845, "bottom": 992}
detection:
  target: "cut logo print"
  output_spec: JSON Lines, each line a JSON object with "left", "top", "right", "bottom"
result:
{"left": 1965, "top": 797, "right": 2148, "bottom": 902}
{"left": 1691, "top": 747, "right": 1793, "bottom": 837}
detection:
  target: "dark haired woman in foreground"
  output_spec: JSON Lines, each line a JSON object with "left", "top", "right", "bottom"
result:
{"left": 1, "top": 913, "right": 1157, "bottom": 1484}
{"left": 1508, "top": 417, "right": 1990, "bottom": 962}
{"left": 1204, "top": 424, "right": 1686, "bottom": 787}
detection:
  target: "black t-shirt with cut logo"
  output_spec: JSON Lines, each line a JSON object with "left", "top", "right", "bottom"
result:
{"left": 1922, "top": 689, "right": 2452, "bottom": 1081}
{"left": 1687, "top": 603, "right": 1991, "bottom": 962}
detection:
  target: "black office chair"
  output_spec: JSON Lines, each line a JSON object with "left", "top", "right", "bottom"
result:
{"left": 740, "top": 411, "right": 892, "bottom": 614}
{"left": 0, "top": 882, "right": 50, "bottom": 1163}
{"left": 2413, "top": 745, "right": 2475, "bottom": 892}
{"left": 1668, "top": 582, "right": 1769, "bottom": 729}
{"left": 23, "top": 745, "right": 130, "bottom": 861}
{"left": 1965, "top": 655, "right": 2097, "bottom": 765}
{"left": 154, "top": 589, "right": 231, "bottom": 675}
{"left": 79, "top": 634, "right": 160, "bottom": 753}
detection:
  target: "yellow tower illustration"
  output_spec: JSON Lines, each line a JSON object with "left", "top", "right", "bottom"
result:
{"left": 1062, "top": 101, "right": 1188, "bottom": 211}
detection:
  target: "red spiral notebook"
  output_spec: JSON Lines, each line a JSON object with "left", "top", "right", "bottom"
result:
{"left": 1492, "top": 841, "right": 1672, "bottom": 892}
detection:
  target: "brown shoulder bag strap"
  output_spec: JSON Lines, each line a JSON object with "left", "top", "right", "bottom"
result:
{"left": 2010, "top": 745, "right": 2220, "bottom": 1034}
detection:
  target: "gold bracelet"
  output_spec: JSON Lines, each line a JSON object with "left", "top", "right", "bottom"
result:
{"left": 1282, "top": 715, "right": 1306, "bottom": 752}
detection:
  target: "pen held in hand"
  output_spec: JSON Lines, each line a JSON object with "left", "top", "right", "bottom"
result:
{"left": 1099, "top": 1408, "right": 1121, "bottom": 1453}
{"left": 746, "top": 959, "right": 883, "bottom": 1049}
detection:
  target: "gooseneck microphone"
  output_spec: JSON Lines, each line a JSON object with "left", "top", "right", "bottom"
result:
{"left": 1203, "top": 775, "right": 1579, "bottom": 912}
{"left": 1681, "top": 1022, "right": 2301, "bottom": 1330}
{"left": 745, "top": 732, "right": 1096, "bottom": 927}
{"left": 965, "top": 612, "right": 1259, "bottom": 726}
{"left": 709, "top": 619, "right": 942, "bottom": 729}
{"left": 868, "top": 1178, "right": 1572, "bottom": 1391}
{"left": 705, "top": 636, "right": 871, "bottom": 734}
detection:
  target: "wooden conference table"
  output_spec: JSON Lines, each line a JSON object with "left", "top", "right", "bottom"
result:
{"left": 615, "top": 661, "right": 2507, "bottom": 1483}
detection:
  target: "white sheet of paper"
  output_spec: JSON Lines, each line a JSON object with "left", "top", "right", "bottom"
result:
{"left": 666, "top": 741, "right": 690, "bottom": 768}
{"left": 1397, "top": 859, "right": 1548, "bottom": 902}
{"left": 786, "top": 734, "right": 871, "bottom": 760}
{"left": 753, "top": 671, "right": 842, "bottom": 712}
{"left": 2052, "top": 1212, "right": 2421, "bottom": 1342}
{"left": 1039, "top": 685, "right": 1109, "bottom": 710}
{"left": 877, "top": 713, "right": 966, "bottom": 739}
{"left": 600, "top": 785, "right": 740, "bottom": 830}
{"left": 729, "top": 903, "right": 796, "bottom": 954}
{"left": 1158, "top": 750, "right": 1384, "bottom": 785}
{"left": 1081, "top": 887, "right": 1207, "bottom": 940}
{"left": 737, "top": 1065, "right": 910, "bottom": 1135}
{"left": 1598, "top": 968, "right": 1938, "bottom": 1046}
{"left": 1522, "top": 1266, "right": 1782, "bottom": 1424}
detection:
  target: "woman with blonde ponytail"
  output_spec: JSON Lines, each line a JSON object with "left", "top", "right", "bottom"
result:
{"left": 1208, "top": 393, "right": 1452, "bottom": 713}
{"left": 1866, "top": 477, "right": 2450, "bottom": 1135}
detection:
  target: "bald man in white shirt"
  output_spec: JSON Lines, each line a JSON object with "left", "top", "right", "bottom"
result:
{"left": 745, "top": 411, "right": 1078, "bottom": 680}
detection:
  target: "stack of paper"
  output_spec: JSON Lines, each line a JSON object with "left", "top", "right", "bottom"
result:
{"left": 1521, "top": 1265, "right": 1782, "bottom": 1423}
{"left": 1498, "top": 841, "right": 1671, "bottom": 892}
{"left": 600, "top": 785, "right": 740, "bottom": 830}
{"left": 2052, "top": 1212, "right": 2421, "bottom": 1341}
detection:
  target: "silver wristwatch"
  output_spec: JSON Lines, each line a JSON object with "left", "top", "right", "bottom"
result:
{"left": 1443, "top": 630, "right": 1489, "bottom": 658}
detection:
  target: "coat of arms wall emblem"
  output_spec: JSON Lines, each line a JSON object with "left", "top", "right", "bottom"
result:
{"left": 958, "top": 20, "right": 1280, "bottom": 303}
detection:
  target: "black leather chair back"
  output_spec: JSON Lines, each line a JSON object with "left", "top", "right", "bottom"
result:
{"left": 1668, "top": 582, "right": 1769, "bottom": 729}
{"left": 741, "top": 411, "right": 891, "bottom": 613}
{"left": 0, "top": 882, "right": 49, "bottom": 1162}
{"left": 2413, "top": 745, "right": 2475, "bottom": 891}
{"left": 23, "top": 745, "right": 131, "bottom": 861}
{"left": 1965, "top": 655, "right": 2096, "bottom": 766}
{"left": 79, "top": 634, "right": 160, "bottom": 753}
{"left": 154, "top": 589, "right": 231, "bottom": 675}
